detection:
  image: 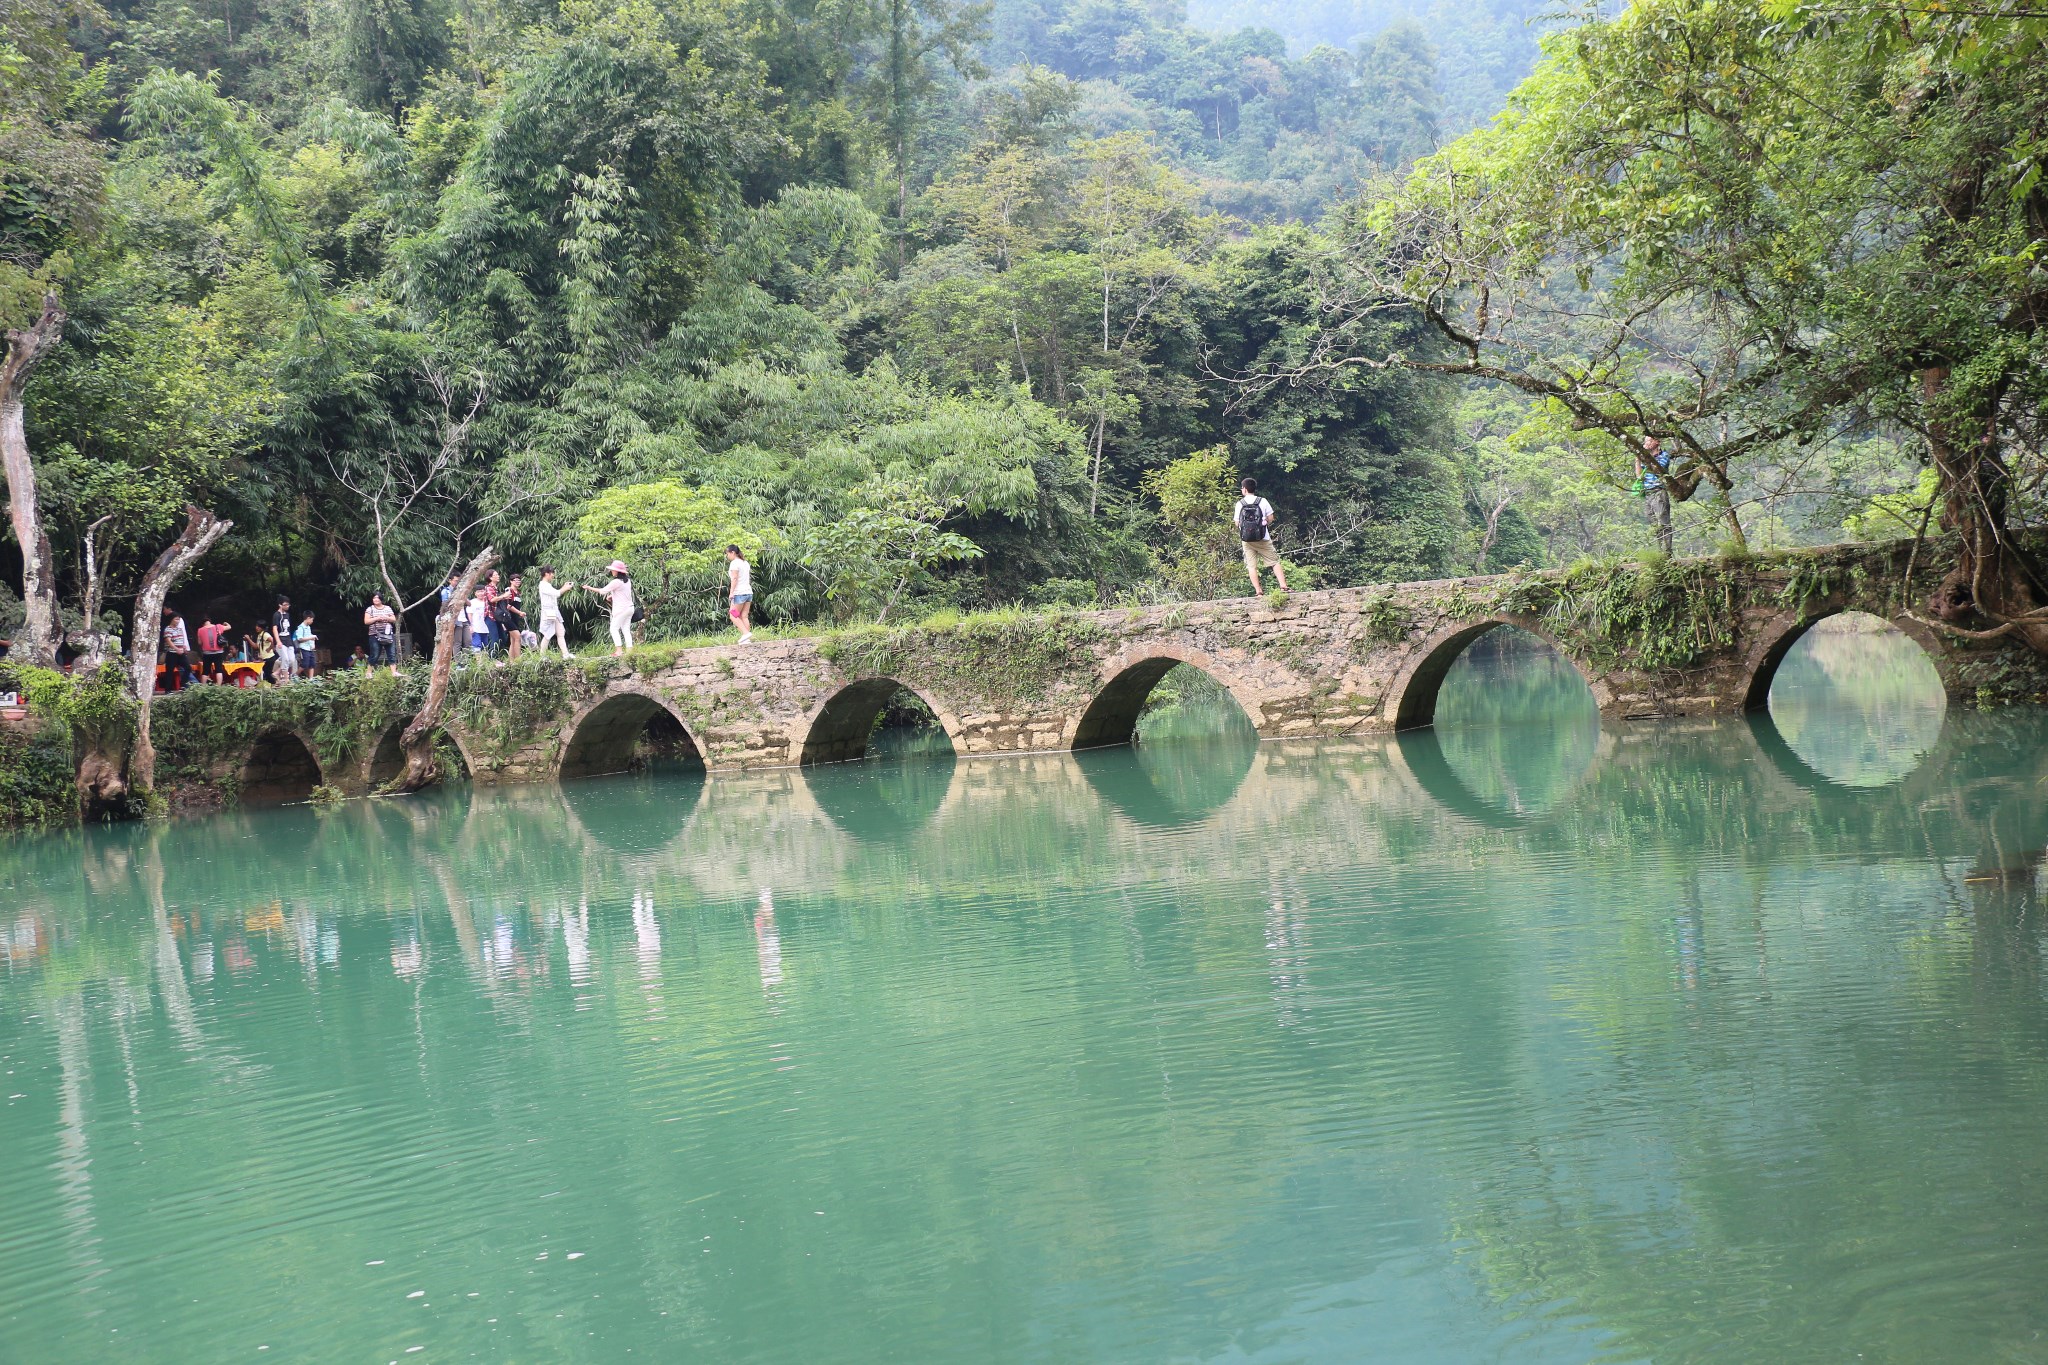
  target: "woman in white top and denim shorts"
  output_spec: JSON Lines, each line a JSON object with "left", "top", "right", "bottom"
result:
{"left": 726, "top": 545, "right": 753, "bottom": 644}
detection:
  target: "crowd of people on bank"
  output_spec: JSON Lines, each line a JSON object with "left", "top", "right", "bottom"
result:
{"left": 150, "top": 546, "right": 760, "bottom": 691}
{"left": 153, "top": 596, "right": 324, "bottom": 689}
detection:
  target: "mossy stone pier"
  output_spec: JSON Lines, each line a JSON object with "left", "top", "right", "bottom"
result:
{"left": 413, "top": 538, "right": 2048, "bottom": 782}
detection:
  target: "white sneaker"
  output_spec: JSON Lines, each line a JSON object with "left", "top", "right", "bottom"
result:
{"left": 739, "top": 633, "right": 752, "bottom": 644}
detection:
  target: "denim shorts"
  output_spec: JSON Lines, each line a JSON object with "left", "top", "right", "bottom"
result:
{"left": 732, "top": 592, "right": 752, "bottom": 604}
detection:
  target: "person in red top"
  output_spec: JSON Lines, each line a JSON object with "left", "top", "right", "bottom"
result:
{"left": 196, "top": 615, "right": 230, "bottom": 683}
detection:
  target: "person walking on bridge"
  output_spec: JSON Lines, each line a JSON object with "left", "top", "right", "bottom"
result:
{"left": 726, "top": 545, "right": 754, "bottom": 644}
{"left": 270, "top": 596, "right": 297, "bottom": 683}
{"left": 1235, "top": 477, "right": 1288, "bottom": 597}
{"left": 1636, "top": 435, "right": 1674, "bottom": 556}
{"left": 535, "top": 567, "right": 573, "bottom": 659}
{"left": 583, "top": 561, "right": 637, "bottom": 656}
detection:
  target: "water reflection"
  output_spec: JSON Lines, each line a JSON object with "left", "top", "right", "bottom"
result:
{"left": 560, "top": 767, "right": 707, "bottom": 855}
{"left": 1766, "top": 612, "right": 1946, "bottom": 787}
{"left": 1427, "top": 627, "right": 1602, "bottom": 818}
{"left": 6, "top": 688, "right": 2048, "bottom": 1362}
{"left": 1392, "top": 729, "right": 1525, "bottom": 829}
{"left": 1075, "top": 731, "right": 1257, "bottom": 828}
{"left": 802, "top": 749, "right": 956, "bottom": 842}
{"left": 754, "top": 888, "right": 785, "bottom": 1003}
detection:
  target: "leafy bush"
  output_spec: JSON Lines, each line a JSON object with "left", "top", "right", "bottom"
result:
{"left": 0, "top": 732, "right": 78, "bottom": 827}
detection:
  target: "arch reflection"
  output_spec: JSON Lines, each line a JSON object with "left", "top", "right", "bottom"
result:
{"left": 1392, "top": 729, "right": 1525, "bottom": 830}
{"left": 1074, "top": 731, "right": 1256, "bottom": 829}
{"left": 1759, "top": 612, "right": 1946, "bottom": 789}
{"left": 1743, "top": 712, "right": 1869, "bottom": 801}
{"left": 561, "top": 769, "right": 708, "bottom": 857}
{"left": 1415, "top": 627, "right": 1602, "bottom": 820}
{"left": 801, "top": 751, "right": 957, "bottom": 843}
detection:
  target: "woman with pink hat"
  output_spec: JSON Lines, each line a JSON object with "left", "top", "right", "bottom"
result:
{"left": 582, "top": 560, "right": 637, "bottom": 656}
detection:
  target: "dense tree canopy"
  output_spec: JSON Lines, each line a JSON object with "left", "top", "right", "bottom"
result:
{"left": 3, "top": 0, "right": 2039, "bottom": 664}
{"left": 1284, "top": 0, "right": 2048, "bottom": 642}
{"left": 1, "top": 0, "right": 1488, "bottom": 655}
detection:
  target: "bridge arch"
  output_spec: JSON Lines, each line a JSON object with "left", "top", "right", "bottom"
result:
{"left": 238, "top": 727, "right": 326, "bottom": 805}
{"left": 1386, "top": 616, "right": 1607, "bottom": 730}
{"left": 798, "top": 678, "right": 962, "bottom": 766}
{"left": 557, "top": 684, "right": 706, "bottom": 780}
{"left": 1070, "top": 644, "right": 1261, "bottom": 749}
{"left": 1740, "top": 606, "right": 1951, "bottom": 711}
{"left": 365, "top": 719, "right": 474, "bottom": 789}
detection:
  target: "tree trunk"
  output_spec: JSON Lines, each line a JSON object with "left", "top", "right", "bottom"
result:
{"left": 68, "top": 515, "right": 118, "bottom": 673}
{"left": 1475, "top": 491, "right": 1510, "bottom": 573}
{"left": 1, "top": 293, "right": 68, "bottom": 665}
{"left": 1088, "top": 413, "right": 1106, "bottom": 517}
{"left": 125, "top": 507, "right": 232, "bottom": 793}
{"left": 389, "top": 545, "right": 497, "bottom": 794}
{"left": 76, "top": 746, "right": 130, "bottom": 817}
{"left": 1922, "top": 365, "right": 2048, "bottom": 653}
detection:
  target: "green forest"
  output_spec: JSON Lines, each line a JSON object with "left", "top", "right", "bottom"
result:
{"left": 3, "top": 0, "right": 2046, "bottom": 662}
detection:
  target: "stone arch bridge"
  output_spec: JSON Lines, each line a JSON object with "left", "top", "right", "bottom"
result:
{"left": 228, "top": 538, "right": 2048, "bottom": 798}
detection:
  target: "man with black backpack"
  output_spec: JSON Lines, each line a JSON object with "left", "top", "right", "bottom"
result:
{"left": 1235, "top": 477, "right": 1288, "bottom": 596}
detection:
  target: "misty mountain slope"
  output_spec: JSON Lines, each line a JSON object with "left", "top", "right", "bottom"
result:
{"left": 1182, "top": 0, "right": 1549, "bottom": 131}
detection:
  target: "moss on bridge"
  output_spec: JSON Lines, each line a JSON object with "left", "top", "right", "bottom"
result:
{"left": 1421, "top": 539, "right": 1952, "bottom": 672}
{"left": 816, "top": 607, "right": 1113, "bottom": 707}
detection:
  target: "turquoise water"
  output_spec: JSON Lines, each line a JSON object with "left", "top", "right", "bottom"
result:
{"left": 3, "top": 626, "right": 2046, "bottom": 1362}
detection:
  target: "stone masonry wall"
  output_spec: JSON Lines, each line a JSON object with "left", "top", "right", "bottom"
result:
{"left": 437, "top": 538, "right": 2048, "bottom": 780}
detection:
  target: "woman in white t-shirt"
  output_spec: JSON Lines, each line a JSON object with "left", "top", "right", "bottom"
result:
{"left": 725, "top": 544, "right": 753, "bottom": 644}
{"left": 534, "top": 566, "right": 573, "bottom": 659}
{"left": 583, "top": 561, "right": 636, "bottom": 655}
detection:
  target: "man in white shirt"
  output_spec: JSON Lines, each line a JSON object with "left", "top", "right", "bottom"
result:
{"left": 726, "top": 544, "right": 753, "bottom": 644}
{"left": 1234, "top": 477, "right": 1288, "bottom": 596}
{"left": 535, "top": 566, "right": 573, "bottom": 658}
{"left": 161, "top": 609, "right": 194, "bottom": 689}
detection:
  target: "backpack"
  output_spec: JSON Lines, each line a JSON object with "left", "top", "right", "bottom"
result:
{"left": 1236, "top": 496, "right": 1267, "bottom": 542}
